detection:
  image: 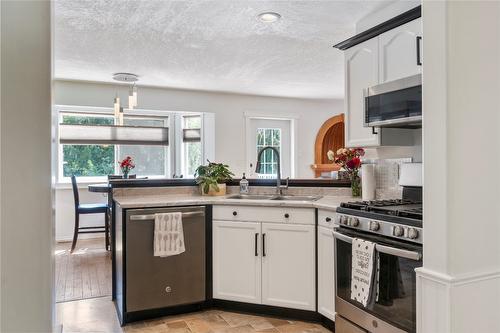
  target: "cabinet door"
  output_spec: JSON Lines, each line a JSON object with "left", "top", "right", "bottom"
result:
{"left": 344, "top": 38, "right": 380, "bottom": 147}
{"left": 213, "top": 220, "right": 261, "bottom": 304}
{"left": 261, "top": 223, "right": 315, "bottom": 311}
{"left": 318, "top": 226, "right": 335, "bottom": 321}
{"left": 379, "top": 18, "right": 422, "bottom": 83}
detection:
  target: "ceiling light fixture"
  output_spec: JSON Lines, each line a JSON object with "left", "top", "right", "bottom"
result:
{"left": 258, "top": 12, "right": 281, "bottom": 23}
{"left": 112, "top": 73, "right": 139, "bottom": 125}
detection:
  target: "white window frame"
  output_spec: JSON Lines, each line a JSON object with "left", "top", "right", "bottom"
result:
{"left": 244, "top": 113, "right": 298, "bottom": 179}
{"left": 54, "top": 105, "right": 210, "bottom": 184}
{"left": 180, "top": 114, "right": 203, "bottom": 178}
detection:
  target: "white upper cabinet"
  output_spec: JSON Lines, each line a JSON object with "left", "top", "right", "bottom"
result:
{"left": 379, "top": 18, "right": 422, "bottom": 83}
{"left": 344, "top": 38, "right": 380, "bottom": 147}
{"left": 343, "top": 18, "right": 421, "bottom": 148}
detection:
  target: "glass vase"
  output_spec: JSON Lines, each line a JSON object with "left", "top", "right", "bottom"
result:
{"left": 350, "top": 172, "right": 361, "bottom": 197}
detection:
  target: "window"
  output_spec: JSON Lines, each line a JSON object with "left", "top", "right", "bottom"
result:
{"left": 61, "top": 114, "right": 116, "bottom": 177}
{"left": 246, "top": 117, "right": 293, "bottom": 179}
{"left": 118, "top": 116, "right": 169, "bottom": 177}
{"left": 181, "top": 115, "right": 202, "bottom": 178}
{"left": 256, "top": 128, "right": 281, "bottom": 177}
{"left": 57, "top": 107, "right": 210, "bottom": 182}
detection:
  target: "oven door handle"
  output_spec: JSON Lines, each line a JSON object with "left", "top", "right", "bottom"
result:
{"left": 333, "top": 230, "right": 422, "bottom": 261}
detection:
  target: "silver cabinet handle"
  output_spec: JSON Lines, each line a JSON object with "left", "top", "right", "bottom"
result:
{"left": 130, "top": 211, "right": 204, "bottom": 221}
{"left": 333, "top": 230, "right": 421, "bottom": 261}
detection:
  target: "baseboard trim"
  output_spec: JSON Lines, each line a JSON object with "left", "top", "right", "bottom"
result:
{"left": 211, "top": 299, "right": 321, "bottom": 322}
{"left": 56, "top": 235, "right": 105, "bottom": 243}
{"left": 416, "top": 267, "right": 500, "bottom": 286}
{"left": 416, "top": 267, "right": 500, "bottom": 333}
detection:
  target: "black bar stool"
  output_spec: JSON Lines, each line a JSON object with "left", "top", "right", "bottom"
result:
{"left": 70, "top": 175, "right": 109, "bottom": 253}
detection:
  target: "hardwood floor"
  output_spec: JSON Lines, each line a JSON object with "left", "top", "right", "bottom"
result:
{"left": 55, "top": 237, "right": 111, "bottom": 303}
{"left": 58, "top": 296, "right": 333, "bottom": 333}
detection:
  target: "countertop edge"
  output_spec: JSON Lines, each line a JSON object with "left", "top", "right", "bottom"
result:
{"left": 113, "top": 195, "right": 352, "bottom": 211}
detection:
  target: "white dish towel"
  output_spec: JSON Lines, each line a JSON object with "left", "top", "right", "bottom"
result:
{"left": 154, "top": 212, "right": 185, "bottom": 257}
{"left": 351, "top": 238, "right": 377, "bottom": 307}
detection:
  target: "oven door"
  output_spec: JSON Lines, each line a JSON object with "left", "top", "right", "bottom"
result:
{"left": 364, "top": 74, "right": 422, "bottom": 128}
{"left": 334, "top": 227, "right": 422, "bottom": 333}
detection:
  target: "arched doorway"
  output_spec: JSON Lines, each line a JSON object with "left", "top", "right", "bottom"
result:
{"left": 311, "top": 114, "right": 345, "bottom": 178}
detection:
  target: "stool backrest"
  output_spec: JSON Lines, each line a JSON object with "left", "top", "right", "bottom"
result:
{"left": 71, "top": 175, "right": 80, "bottom": 207}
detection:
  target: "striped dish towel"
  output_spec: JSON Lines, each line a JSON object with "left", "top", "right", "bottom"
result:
{"left": 154, "top": 212, "right": 185, "bottom": 257}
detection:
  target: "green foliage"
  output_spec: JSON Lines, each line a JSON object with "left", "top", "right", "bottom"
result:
{"left": 63, "top": 145, "right": 115, "bottom": 177}
{"left": 195, "top": 160, "right": 234, "bottom": 194}
{"left": 62, "top": 115, "right": 116, "bottom": 177}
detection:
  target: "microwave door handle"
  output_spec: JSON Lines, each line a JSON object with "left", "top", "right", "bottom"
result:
{"left": 332, "top": 230, "right": 422, "bottom": 261}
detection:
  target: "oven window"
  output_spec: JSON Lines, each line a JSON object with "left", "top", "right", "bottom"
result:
{"left": 336, "top": 234, "right": 421, "bottom": 333}
{"left": 365, "top": 85, "right": 422, "bottom": 124}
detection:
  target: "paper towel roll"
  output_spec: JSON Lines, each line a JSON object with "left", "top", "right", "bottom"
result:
{"left": 361, "top": 164, "right": 376, "bottom": 201}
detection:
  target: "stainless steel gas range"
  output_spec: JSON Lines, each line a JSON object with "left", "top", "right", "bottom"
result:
{"left": 334, "top": 188, "right": 423, "bottom": 333}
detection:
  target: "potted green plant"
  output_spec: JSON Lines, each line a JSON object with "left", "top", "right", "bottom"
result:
{"left": 195, "top": 160, "right": 234, "bottom": 196}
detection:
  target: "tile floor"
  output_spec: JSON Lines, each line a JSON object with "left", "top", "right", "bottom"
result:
{"left": 58, "top": 296, "right": 333, "bottom": 333}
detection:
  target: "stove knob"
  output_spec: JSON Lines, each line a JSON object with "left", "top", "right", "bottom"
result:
{"left": 393, "top": 226, "right": 404, "bottom": 237}
{"left": 348, "top": 217, "right": 359, "bottom": 227}
{"left": 369, "top": 221, "right": 380, "bottom": 231}
{"left": 340, "top": 215, "right": 348, "bottom": 225}
{"left": 407, "top": 228, "right": 419, "bottom": 239}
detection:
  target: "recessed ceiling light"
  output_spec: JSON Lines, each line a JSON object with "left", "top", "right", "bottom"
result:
{"left": 258, "top": 12, "right": 281, "bottom": 23}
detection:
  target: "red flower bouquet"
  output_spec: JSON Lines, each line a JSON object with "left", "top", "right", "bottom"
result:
{"left": 119, "top": 156, "right": 135, "bottom": 178}
{"left": 327, "top": 148, "right": 365, "bottom": 197}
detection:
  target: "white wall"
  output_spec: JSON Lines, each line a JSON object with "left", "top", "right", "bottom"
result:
{"left": 417, "top": 2, "right": 500, "bottom": 333}
{"left": 55, "top": 186, "right": 108, "bottom": 242}
{"left": 54, "top": 80, "right": 343, "bottom": 178}
{"left": 1, "top": 1, "right": 52, "bottom": 331}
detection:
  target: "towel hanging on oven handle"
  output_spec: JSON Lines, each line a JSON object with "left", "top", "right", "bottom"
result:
{"left": 333, "top": 230, "right": 421, "bottom": 261}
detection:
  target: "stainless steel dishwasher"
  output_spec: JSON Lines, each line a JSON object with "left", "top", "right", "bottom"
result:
{"left": 124, "top": 206, "right": 206, "bottom": 314}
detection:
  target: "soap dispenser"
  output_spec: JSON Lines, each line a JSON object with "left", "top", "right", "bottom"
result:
{"left": 239, "top": 173, "right": 249, "bottom": 194}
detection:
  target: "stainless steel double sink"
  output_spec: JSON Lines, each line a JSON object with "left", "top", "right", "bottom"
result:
{"left": 226, "top": 194, "right": 322, "bottom": 202}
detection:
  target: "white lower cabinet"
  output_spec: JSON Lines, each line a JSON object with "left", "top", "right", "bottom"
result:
{"left": 261, "top": 223, "right": 316, "bottom": 311}
{"left": 212, "top": 206, "right": 316, "bottom": 311}
{"left": 212, "top": 220, "right": 261, "bottom": 304}
{"left": 318, "top": 225, "right": 336, "bottom": 321}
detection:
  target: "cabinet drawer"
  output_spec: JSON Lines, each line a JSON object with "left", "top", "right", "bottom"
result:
{"left": 318, "top": 209, "right": 337, "bottom": 229}
{"left": 213, "top": 205, "right": 315, "bottom": 225}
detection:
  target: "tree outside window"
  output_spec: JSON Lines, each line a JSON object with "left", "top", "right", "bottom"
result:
{"left": 62, "top": 115, "right": 115, "bottom": 177}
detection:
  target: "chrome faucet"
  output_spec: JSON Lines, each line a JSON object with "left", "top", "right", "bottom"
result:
{"left": 255, "top": 146, "right": 289, "bottom": 196}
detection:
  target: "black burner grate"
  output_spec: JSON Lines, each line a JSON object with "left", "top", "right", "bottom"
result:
{"left": 340, "top": 199, "right": 423, "bottom": 220}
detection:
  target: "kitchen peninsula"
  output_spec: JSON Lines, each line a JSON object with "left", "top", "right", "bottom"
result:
{"left": 109, "top": 178, "right": 353, "bottom": 329}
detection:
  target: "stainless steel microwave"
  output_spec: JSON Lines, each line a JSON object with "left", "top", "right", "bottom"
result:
{"left": 364, "top": 74, "right": 422, "bottom": 128}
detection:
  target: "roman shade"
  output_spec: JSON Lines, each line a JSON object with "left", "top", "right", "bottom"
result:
{"left": 182, "top": 128, "right": 201, "bottom": 142}
{"left": 59, "top": 124, "right": 169, "bottom": 146}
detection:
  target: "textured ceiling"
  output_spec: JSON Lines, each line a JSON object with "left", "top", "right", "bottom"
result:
{"left": 54, "top": 0, "right": 391, "bottom": 99}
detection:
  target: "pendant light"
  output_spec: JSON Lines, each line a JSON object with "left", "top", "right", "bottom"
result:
{"left": 60, "top": 72, "right": 168, "bottom": 146}
{"left": 114, "top": 96, "right": 121, "bottom": 119}
{"left": 112, "top": 73, "right": 139, "bottom": 124}
{"left": 128, "top": 83, "right": 138, "bottom": 109}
